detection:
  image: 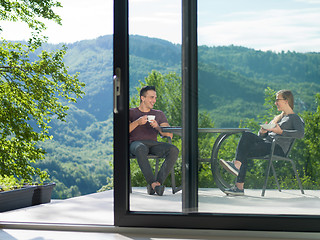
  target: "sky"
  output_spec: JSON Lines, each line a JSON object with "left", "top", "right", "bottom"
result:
{"left": 1, "top": 0, "right": 320, "bottom": 52}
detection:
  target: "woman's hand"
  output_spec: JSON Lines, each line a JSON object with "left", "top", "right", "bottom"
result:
{"left": 270, "top": 124, "right": 283, "bottom": 135}
{"left": 259, "top": 121, "right": 268, "bottom": 134}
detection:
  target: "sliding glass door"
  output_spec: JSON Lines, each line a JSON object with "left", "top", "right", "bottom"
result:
{"left": 114, "top": 0, "right": 320, "bottom": 231}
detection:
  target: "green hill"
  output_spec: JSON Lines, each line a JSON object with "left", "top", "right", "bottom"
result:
{"left": 32, "top": 35, "right": 320, "bottom": 198}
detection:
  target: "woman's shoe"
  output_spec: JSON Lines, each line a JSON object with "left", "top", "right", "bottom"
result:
{"left": 224, "top": 185, "right": 244, "bottom": 196}
{"left": 219, "top": 159, "right": 239, "bottom": 176}
{"left": 155, "top": 185, "right": 165, "bottom": 196}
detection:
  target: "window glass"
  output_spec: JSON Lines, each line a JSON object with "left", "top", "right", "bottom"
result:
{"left": 128, "top": 0, "right": 183, "bottom": 212}
{"left": 117, "top": 0, "right": 320, "bottom": 232}
{"left": 197, "top": 0, "right": 320, "bottom": 215}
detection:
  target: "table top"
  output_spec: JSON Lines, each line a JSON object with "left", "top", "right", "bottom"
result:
{"left": 161, "top": 127, "right": 249, "bottom": 135}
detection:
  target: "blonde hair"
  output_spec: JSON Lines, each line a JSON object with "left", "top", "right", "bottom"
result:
{"left": 272, "top": 90, "right": 294, "bottom": 123}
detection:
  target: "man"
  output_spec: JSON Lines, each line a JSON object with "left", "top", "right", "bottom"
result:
{"left": 129, "top": 86, "right": 179, "bottom": 196}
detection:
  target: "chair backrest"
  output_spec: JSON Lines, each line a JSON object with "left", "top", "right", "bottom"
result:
{"left": 284, "top": 139, "right": 296, "bottom": 158}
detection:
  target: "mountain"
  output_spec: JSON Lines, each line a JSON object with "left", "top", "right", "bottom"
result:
{"left": 32, "top": 35, "right": 320, "bottom": 198}
{"left": 45, "top": 35, "right": 320, "bottom": 128}
{"left": 198, "top": 46, "right": 320, "bottom": 126}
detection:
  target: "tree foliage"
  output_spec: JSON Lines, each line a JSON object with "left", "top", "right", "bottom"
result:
{"left": 128, "top": 69, "right": 320, "bottom": 190}
{"left": 0, "top": 0, "right": 62, "bottom": 45}
{"left": 129, "top": 71, "right": 216, "bottom": 187}
{"left": 1, "top": 33, "right": 317, "bottom": 196}
{"left": 293, "top": 93, "right": 320, "bottom": 183}
{"left": 0, "top": 0, "right": 85, "bottom": 184}
{"left": 129, "top": 71, "right": 183, "bottom": 187}
{"left": 240, "top": 89, "right": 320, "bottom": 189}
{"left": 130, "top": 70, "right": 182, "bottom": 126}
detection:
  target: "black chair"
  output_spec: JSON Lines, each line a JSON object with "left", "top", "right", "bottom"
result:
{"left": 130, "top": 137, "right": 181, "bottom": 194}
{"left": 250, "top": 136, "right": 304, "bottom": 196}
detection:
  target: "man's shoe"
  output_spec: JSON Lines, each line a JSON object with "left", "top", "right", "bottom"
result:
{"left": 147, "top": 184, "right": 155, "bottom": 195}
{"left": 224, "top": 186, "right": 244, "bottom": 196}
{"left": 155, "top": 185, "right": 165, "bottom": 196}
{"left": 219, "top": 159, "right": 239, "bottom": 176}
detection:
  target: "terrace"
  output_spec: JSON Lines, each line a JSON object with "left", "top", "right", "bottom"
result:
{"left": 1, "top": 188, "right": 320, "bottom": 239}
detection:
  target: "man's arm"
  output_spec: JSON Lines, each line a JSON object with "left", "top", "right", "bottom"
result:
{"left": 129, "top": 115, "right": 148, "bottom": 133}
{"left": 159, "top": 122, "right": 173, "bottom": 139}
{"left": 150, "top": 120, "right": 173, "bottom": 138}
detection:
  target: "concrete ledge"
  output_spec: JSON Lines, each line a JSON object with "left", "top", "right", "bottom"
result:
{"left": 1, "top": 221, "right": 320, "bottom": 239}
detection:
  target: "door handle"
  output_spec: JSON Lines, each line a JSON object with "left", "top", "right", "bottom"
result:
{"left": 113, "top": 67, "right": 121, "bottom": 114}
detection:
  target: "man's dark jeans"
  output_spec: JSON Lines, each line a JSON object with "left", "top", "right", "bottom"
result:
{"left": 130, "top": 140, "right": 179, "bottom": 185}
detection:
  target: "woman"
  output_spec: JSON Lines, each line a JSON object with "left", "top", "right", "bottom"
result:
{"left": 220, "top": 90, "right": 305, "bottom": 196}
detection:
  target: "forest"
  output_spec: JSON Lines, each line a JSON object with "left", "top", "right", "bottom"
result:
{"left": 30, "top": 35, "right": 320, "bottom": 198}
{"left": 129, "top": 72, "right": 320, "bottom": 191}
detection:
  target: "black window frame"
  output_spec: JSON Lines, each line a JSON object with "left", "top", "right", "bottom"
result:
{"left": 113, "top": 0, "right": 320, "bottom": 231}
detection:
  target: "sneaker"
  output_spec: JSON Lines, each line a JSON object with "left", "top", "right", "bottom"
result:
{"left": 219, "top": 159, "right": 239, "bottom": 176}
{"left": 147, "top": 184, "right": 155, "bottom": 195}
{"left": 224, "top": 185, "right": 244, "bottom": 196}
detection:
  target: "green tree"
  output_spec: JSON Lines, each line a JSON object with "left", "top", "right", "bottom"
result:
{"left": 130, "top": 70, "right": 182, "bottom": 126}
{"left": 241, "top": 89, "right": 320, "bottom": 189}
{"left": 293, "top": 93, "right": 320, "bottom": 184}
{"left": 0, "top": 0, "right": 85, "bottom": 184}
{"left": 130, "top": 71, "right": 182, "bottom": 187}
{"left": 0, "top": 0, "right": 62, "bottom": 45}
{"left": 129, "top": 70, "right": 216, "bottom": 187}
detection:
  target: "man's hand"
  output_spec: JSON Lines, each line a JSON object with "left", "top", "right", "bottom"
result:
{"left": 129, "top": 115, "right": 148, "bottom": 133}
{"left": 149, "top": 119, "right": 160, "bottom": 130}
{"left": 158, "top": 122, "right": 173, "bottom": 139}
{"left": 137, "top": 115, "right": 148, "bottom": 126}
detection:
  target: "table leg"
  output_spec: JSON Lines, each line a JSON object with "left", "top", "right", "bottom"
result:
{"left": 210, "top": 133, "right": 236, "bottom": 192}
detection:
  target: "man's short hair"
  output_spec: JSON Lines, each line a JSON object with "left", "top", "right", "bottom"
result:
{"left": 140, "top": 86, "right": 156, "bottom": 99}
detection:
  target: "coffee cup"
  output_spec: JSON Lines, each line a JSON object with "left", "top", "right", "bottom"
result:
{"left": 147, "top": 115, "right": 155, "bottom": 122}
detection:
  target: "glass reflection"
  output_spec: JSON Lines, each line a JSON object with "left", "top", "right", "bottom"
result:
{"left": 129, "top": 1, "right": 182, "bottom": 212}
{"left": 198, "top": 0, "right": 320, "bottom": 215}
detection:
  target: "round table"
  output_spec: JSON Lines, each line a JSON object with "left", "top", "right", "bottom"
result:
{"left": 161, "top": 127, "right": 250, "bottom": 192}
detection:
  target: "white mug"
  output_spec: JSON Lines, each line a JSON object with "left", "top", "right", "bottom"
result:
{"left": 147, "top": 115, "right": 155, "bottom": 122}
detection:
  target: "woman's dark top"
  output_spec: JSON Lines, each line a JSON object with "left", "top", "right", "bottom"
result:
{"left": 259, "top": 114, "right": 304, "bottom": 154}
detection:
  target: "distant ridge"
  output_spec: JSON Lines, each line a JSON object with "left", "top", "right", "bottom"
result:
{"left": 29, "top": 34, "right": 320, "bottom": 198}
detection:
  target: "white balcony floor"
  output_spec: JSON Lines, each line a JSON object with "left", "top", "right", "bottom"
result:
{"left": 1, "top": 188, "right": 320, "bottom": 239}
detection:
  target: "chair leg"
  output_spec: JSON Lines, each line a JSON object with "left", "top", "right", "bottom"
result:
{"left": 154, "top": 158, "right": 181, "bottom": 194}
{"left": 171, "top": 167, "right": 177, "bottom": 194}
{"left": 290, "top": 159, "right": 305, "bottom": 194}
{"left": 129, "top": 167, "right": 132, "bottom": 193}
{"left": 155, "top": 159, "right": 159, "bottom": 178}
{"left": 271, "top": 162, "right": 281, "bottom": 192}
{"left": 262, "top": 158, "right": 273, "bottom": 196}
{"left": 129, "top": 181, "right": 132, "bottom": 193}
{"left": 172, "top": 161, "right": 182, "bottom": 194}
